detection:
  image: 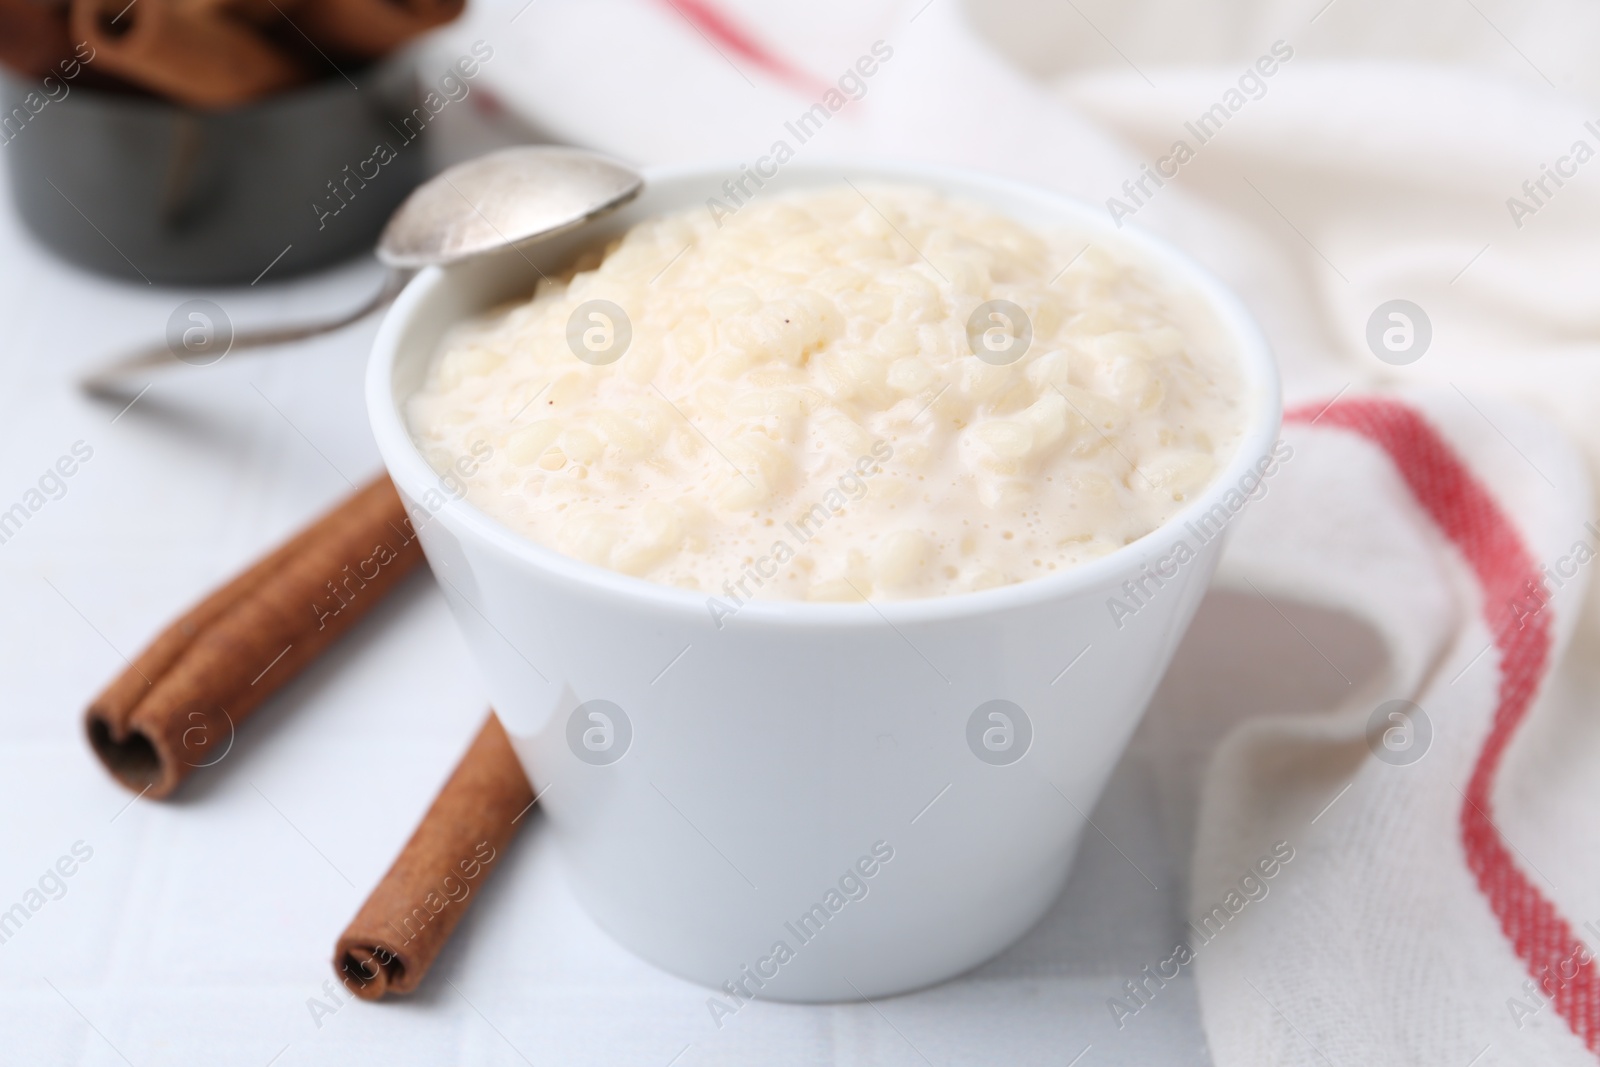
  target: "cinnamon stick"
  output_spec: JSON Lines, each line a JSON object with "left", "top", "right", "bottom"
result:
{"left": 0, "top": 0, "right": 70, "bottom": 77}
{"left": 289, "top": 0, "right": 464, "bottom": 60}
{"left": 186, "top": 0, "right": 300, "bottom": 26}
{"left": 335, "top": 712, "right": 535, "bottom": 999}
{"left": 71, "top": 0, "right": 305, "bottom": 108}
{"left": 86, "top": 475, "right": 425, "bottom": 797}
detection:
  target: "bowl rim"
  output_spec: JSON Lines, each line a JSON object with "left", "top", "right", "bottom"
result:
{"left": 367, "top": 157, "right": 1283, "bottom": 628}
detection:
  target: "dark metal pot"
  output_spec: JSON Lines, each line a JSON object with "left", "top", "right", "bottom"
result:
{"left": 2, "top": 55, "right": 426, "bottom": 285}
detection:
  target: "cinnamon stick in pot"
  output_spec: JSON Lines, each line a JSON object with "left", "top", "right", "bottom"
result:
{"left": 290, "top": 0, "right": 463, "bottom": 60}
{"left": 0, "top": 0, "right": 70, "bottom": 78}
{"left": 86, "top": 475, "right": 425, "bottom": 797}
{"left": 335, "top": 712, "right": 535, "bottom": 999}
{"left": 71, "top": 0, "right": 305, "bottom": 108}
{"left": 187, "top": 0, "right": 302, "bottom": 26}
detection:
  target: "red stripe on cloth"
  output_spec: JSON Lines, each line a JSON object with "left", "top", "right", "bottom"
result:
{"left": 1287, "top": 397, "right": 1599, "bottom": 1055}
{"left": 656, "top": 0, "right": 829, "bottom": 96}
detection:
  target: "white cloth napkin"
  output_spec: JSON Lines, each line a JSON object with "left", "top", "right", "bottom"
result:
{"left": 429, "top": 0, "right": 1600, "bottom": 1063}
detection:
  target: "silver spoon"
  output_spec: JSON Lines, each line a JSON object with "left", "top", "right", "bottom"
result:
{"left": 80, "top": 145, "right": 644, "bottom": 398}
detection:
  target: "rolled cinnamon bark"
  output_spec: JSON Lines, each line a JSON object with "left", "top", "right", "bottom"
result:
{"left": 335, "top": 712, "right": 535, "bottom": 999}
{"left": 289, "top": 0, "right": 463, "bottom": 60}
{"left": 186, "top": 0, "right": 301, "bottom": 26}
{"left": 86, "top": 475, "right": 425, "bottom": 797}
{"left": 0, "top": 0, "right": 70, "bottom": 77}
{"left": 71, "top": 0, "right": 305, "bottom": 108}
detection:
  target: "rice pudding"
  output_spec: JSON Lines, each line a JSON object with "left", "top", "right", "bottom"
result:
{"left": 404, "top": 183, "right": 1247, "bottom": 602}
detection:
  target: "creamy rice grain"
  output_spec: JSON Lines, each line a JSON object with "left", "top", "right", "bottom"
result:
{"left": 405, "top": 183, "right": 1246, "bottom": 601}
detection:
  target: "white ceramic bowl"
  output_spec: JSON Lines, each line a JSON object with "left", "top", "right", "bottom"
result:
{"left": 367, "top": 160, "right": 1280, "bottom": 1003}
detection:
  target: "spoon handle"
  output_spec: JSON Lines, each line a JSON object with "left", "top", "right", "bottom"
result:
{"left": 80, "top": 269, "right": 412, "bottom": 400}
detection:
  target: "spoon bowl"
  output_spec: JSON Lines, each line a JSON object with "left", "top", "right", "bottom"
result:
{"left": 378, "top": 146, "right": 643, "bottom": 269}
